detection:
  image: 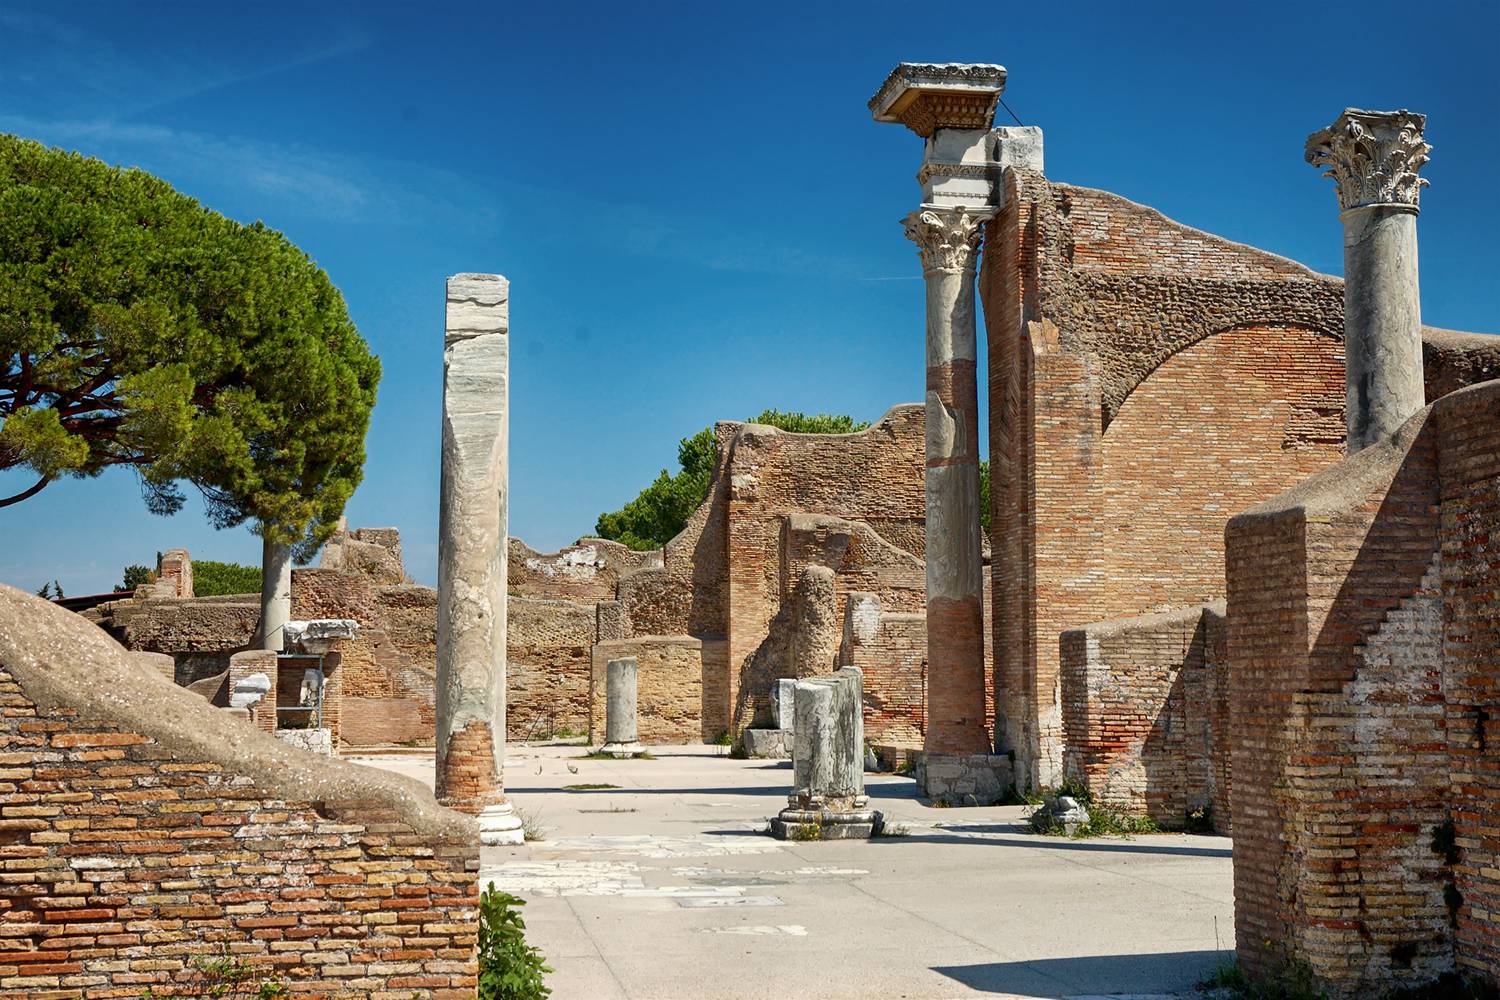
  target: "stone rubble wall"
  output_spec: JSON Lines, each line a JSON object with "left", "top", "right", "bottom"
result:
{"left": 509, "top": 536, "right": 661, "bottom": 602}
{"left": 0, "top": 586, "right": 479, "bottom": 999}
{"left": 1059, "top": 602, "right": 1230, "bottom": 831}
{"left": 1226, "top": 379, "right": 1500, "bottom": 996}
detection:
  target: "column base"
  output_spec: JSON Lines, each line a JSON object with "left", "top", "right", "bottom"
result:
{"left": 913, "top": 751, "right": 1014, "bottom": 806}
{"left": 598, "top": 741, "right": 644, "bottom": 759}
{"left": 477, "top": 801, "right": 525, "bottom": 846}
{"left": 771, "top": 795, "right": 881, "bottom": 841}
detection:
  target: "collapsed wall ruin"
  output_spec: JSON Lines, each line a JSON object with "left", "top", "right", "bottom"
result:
{"left": 0, "top": 585, "right": 480, "bottom": 998}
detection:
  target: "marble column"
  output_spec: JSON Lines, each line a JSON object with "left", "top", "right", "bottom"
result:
{"left": 1306, "top": 109, "right": 1431, "bottom": 452}
{"left": 435, "top": 272, "right": 523, "bottom": 845}
{"left": 871, "top": 62, "right": 1016, "bottom": 805}
{"left": 601, "top": 656, "right": 642, "bottom": 757}
{"left": 259, "top": 536, "right": 292, "bottom": 652}
{"left": 904, "top": 207, "right": 989, "bottom": 756}
{"left": 771, "top": 666, "right": 880, "bottom": 840}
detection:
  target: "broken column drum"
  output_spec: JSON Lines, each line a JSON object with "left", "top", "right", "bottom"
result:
{"left": 600, "top": 656, "right": 643, "bottom": 757}
{"left": 1306, "top": 109, "right": 1431, "bottom": 452}
{"left": 435, "top": 272, "right": 523, "bottom": 845}
{"left": 771, "top": 667, "right": 881, "bottom": 840}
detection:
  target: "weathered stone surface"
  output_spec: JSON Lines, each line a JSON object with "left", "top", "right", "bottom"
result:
{"left": 275, "top": 726, "right": 333, "bottom": 755}
{"left": 601, "top": 656, "right": 643, "bottom": 756}
{"left": 744, "top": 728, "right": 792, "bottom": 759}
{"left": 259, "top": 538, "right": 292, "bottom": 651}
{"left": 773, "top": 677, "right": 797, "bottom": 730}
{"left": 868, "top": 62, "right": 1007, "bottom": 137}
{"left": 1308, "top": 109, "right": 1431, "bottom": 453}
{"left": 229, "top": 671, "right": 271, "bottom": 710}
{"left": 772, "top": 667, "right": 879, "bottom": 840}
{"left": 281, "top": 617, "right": 358, "bottom": 653}
{"left": 913, "top": 750, "right": 1013, "bottom": 806}
{"left": 436, "top": 272, "right": 521, "bottom": 844}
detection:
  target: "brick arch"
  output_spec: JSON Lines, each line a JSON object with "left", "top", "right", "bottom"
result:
{"left": 1094, "top": 323, "right": 1347, "bottom": 614}
{"left": 1103, "top": 322, "right": 1344, "bottom": 434}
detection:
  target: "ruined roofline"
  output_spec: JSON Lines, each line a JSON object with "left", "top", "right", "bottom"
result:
{"left": 784, "top": 512, "right": 925, "bottom": 567}
{"left": 715, "top": 402, "right": 923, "bottom": 443}
{"left": 508, "top": 534, "right": 663, "bottom": 563}
{"left": 1045, "top": 179, "right": 1336, "bottom": 281}
{"left": 0, "top": 584, "right": 476, "bottom": 842}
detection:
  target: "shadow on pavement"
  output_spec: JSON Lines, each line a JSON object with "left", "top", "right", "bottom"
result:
{"left": 933, "top": 949, "right": 1232, "bottom": 996}
{"left": 875, "top": 828, "right": 1233, "bottom": 858}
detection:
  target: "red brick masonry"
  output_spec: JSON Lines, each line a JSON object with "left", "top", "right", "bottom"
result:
{"left": 0, "top": 587, "right": 480, "bottom": 999}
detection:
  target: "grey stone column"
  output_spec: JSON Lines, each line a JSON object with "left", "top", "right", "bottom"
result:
{"left": 435, "top": 272, "right": 522, "bottom": 845}
{"left": 1306, "top": 109, "right": 1431, "bottom": 452}
{"left": 259, "top": 536, "right": 292, "bottom": 652}
{"left": 601, "top": 656, "right": 642, "bottom": 757}
{"left": 772, "top": 666, "right": 880, "bottom": 839}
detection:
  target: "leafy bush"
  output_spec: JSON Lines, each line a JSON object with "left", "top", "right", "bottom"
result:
{"left": 120, "top": 563, "right": 154, "bottom": 591}
{"left": 478, "top": 883, "right": 552, "bottom": 1000}
{"left": 193, "top": 559, "right": 262, "bottom": 596}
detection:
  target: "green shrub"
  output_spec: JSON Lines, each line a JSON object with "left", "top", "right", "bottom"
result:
{"left": 193, "top": 559, "right": 262, "bottom": 596}
{"left": 477, "top": 883, "right": 552, "bottom": 1000}
{"left": 140, "top": 949, "right": 288, "bottom": 997}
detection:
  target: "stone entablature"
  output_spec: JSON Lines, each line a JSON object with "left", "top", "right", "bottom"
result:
{"left": 868, "top": 62, "right": 1007, "bottom": 137}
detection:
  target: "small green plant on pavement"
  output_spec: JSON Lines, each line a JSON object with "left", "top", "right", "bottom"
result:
{"left": 478, "top": 882, "right": 552, "bottom": 1000}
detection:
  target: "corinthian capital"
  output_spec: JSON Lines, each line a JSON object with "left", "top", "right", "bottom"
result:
{"left": 1306, "top": 108, "right": 1431, "bottom": 214}
{"left": 903, "top": 207, "right": 985, "bottom": 273}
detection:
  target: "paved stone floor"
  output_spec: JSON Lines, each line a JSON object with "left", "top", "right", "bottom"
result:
{"left": 353, "top": 744, "right": 1234, "bottom": 1000}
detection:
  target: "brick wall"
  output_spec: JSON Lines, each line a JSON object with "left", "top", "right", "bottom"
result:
{"left": 839, "top": 592, "right": 926, "bottom": 748}
{"left": 507, "top": 596, "right": 595, "bottom": 740}
{"left": 509, "top": 537, "right": 659, "bottom": 602}
{"left": 722, "top": 408, "right": 926, "bottom": 738}
{"left": 0, "top": 585, "right": 479, "bottom": 999}
{"left": 589, "top": 637, "right": 706, "bottom": 744}
{"left": 1226, "top": 381, "right": 1500, "bottom": 996}
{"left": 981, "top": 167, "right": 1500, "bottom": 792}
{"left": 1434, "top": 382, "right": 1500, "bottom": 979}
{"left": 1060, "top": 602, "right": 1228, "bottom": 830}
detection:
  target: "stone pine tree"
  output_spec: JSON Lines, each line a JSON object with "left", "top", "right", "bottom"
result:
{"left": 0, "top": 134, "right": 381, "bottom": 562}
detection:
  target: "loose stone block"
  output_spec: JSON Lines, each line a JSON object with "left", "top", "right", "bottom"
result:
{"left": 600, "top": 656, "right": 643, "bottom": 758}
{"left": 773, "top": 677, "right": 797, "bottom": 730}
{"left": 771, "top": 667, "right": 881, "bottom": 840}
{"left": 913, "top": 750, "right": 1013, "bottom": 806}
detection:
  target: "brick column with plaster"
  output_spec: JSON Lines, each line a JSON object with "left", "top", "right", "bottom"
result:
{"left": 871, "top": 62, "right": 1020, "bottom": 802}
{"left": 435, "top": 273, "right": 523, "bottom": 845}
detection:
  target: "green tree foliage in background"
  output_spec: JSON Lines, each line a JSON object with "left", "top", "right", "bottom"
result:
{"left": 596, "top": 410, "right": 870, "bottom": 551}
{"left": 0, "top": 135, "right": 381, "bottom": 557}
{"left": 597, "top": 409, "right": 994, "bottom": 549}
{"left": 192, "top": 559, "right": 262, "bottom": 597}
{"left": 119, "top": 564, "right": 152, "bottom": 592}
{"left": 34, "top": 579, "right": 62, "bottom": 599}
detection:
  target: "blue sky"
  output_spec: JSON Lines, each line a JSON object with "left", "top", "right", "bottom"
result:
{"left": 2, "top": 0, "right": 1496, "bottom": 594}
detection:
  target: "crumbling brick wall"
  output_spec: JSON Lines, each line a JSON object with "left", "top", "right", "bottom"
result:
{"left": 0, "top": 585, "right": 479, "bottom": 998}
{"left": 510, "top": 537, "right": 660, "bottom": 602}
{"left": 589, "top": 637, "right": 706, "bottom": 744}
{"left": 1059, "top": 602, "right": 1228, "bottom": 831}
{"left": 983, "top": 165, "right": 1500, "bottom": 792}
{"left": 721, "top": 408, "right": 926, "bottom": 738}
{"left": 508, "top": 596, "right": 595, "bottom": 740}
{"left": 1226, "top": 380, "right": 1500, "bottom": 996}
{"left": 839, "top": 592, "right": 926, "bottom": 748}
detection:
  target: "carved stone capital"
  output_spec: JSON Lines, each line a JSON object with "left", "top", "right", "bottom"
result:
{"left": 903, "top": 207, "right": 985, "bottom": 273}
{"left": 1306, "top": 108, "right": 1431, "bottom": 214}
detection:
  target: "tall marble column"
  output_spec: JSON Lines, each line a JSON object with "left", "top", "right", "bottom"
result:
{"left": 1306, "top": 109, "right": 1431, "bottom": 452}
{"left": 904, "top": 207, "right": 988, "bottom": 755}
{"left": 436, "top": 272, "right": 523, "bottom": 845}
{"left": 259, "top": 536, "right": 292, "bottom": 652}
